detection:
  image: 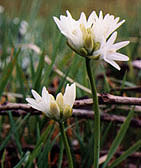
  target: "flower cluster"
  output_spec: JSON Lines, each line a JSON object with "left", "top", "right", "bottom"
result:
{"left": 53, "top": 10, "right": 129, "bottom": 70}
{"left": 26, "top": 83, "right": 76, "bottom": 121}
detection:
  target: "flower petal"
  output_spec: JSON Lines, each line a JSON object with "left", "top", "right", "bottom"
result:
{"left": 26, "top": 98, "right": 43, "bottom": 111}
{"left": 104, "top": 58, "right": 121, "bottom": 70}
{"left": 56, "top": 92, "right": 64, "bottom": 110}
{"left": 108, "top": 52, "right": 129, "bottom": 61}
{"left": 88, "top": 11, "right": 97, "bottom": 26}
{"left": 99, "top": 11, "right": 103, "bottom": 20}
{"left": 42, "top": 86, "right": 49, "bottom": 99}
{"left": 79, "top": 12, "right": 87, "bottom": 26}
{"left": 63, "top": 83, "right": 76, "bottom": 108}
{"left": 107, "top": 31, "right": 117, "bottom": 46}
{"left": 31, "top": 89, "right": 41, "bottom": 101}
{"left": 66, "top": 10, "right": 72, "bottom": 18}
{"left": 112, "top": 41, "right": 130, "bottom": 51}
{"left": 50, "top": 100, "right": 60, "bottom": 120}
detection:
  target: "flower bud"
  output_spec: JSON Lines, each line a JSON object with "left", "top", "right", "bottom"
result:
{"left": 63, "top": 104, "right": 73, "bottom": 120}
{"left": 50, "top": 100, "right": 60, "bottom": 120}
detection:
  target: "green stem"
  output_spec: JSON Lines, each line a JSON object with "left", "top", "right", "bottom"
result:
{"left": 59, "top": 122, "right": 73, "bottom": 168}
{"left": 85, "top": 57, "right": 100, "bottom": 168}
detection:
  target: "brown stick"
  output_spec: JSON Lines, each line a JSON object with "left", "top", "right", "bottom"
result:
{"left": 74, "top": 94, "right": 141, "bottom": 107}
{"left": 72, "top": 109, "right": 141, "bottom": 127}
{"left": 98, "top": 93, "right": 141, "bottom": 105}
{"left": 0, "top": 103, "right": 140, "bottom": 127}
{"left": 1, "top": 93, "right": 141, "bottom": 113}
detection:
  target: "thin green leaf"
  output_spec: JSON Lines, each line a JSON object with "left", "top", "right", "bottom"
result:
{"left": 25, "top": 124, "right": 52, "bottom": 168}
{"left": 16, "top": 62, "right": 27, "bottom": 100}
{"left": 25, "top": 143, "right": 43, "bottom": 168}
{"left": 13, "top": 151, "right": 30, "bottom": 168}
{"left": 8, "top": 112, "right": 23, "bottom": 155}
{"left": 101, "top": 64, "right": 110, "bottom": 93}
{"left": 58, "top": 137, "right": 64, "bottom": 168}
{"left": 0, "top": 113, "right": 30, "bottom": 151}
{"left": 29, "top": 53, "right": 35, "bottom": 80}
{"left": 29, "top": 0, "right": 42, "bottom": 24}
{"left": 42, "top": 34, "right": 62, "bottom": 86}
{"left": 109, "top": 140, "right": 141, "bottom": 168}
{"left": 1, "top": 149, "right": 6, "bottom": 168}
{"left": 33, "top": 51, "right": 45, "bottom": 91}
{"left": 36, "top": 122, "right": 40, "bottom": 143}
{"left": 56, "top": 67, "right": 70, "bottom": 94}
{"left": 121, "top": 71, "right": 127, "bottom": 90}
{"left": 101, "top": 122, "right": 112, "bottom": 148}
{"left": 36, "top": 123, "right": 52, "bottom": 147}
{"left": 0, "top": 49, "right": 20, "bottom": 98}
{"left": 38, "top": 124, "right": 55, "bottom": 168}
{"left": 102, "top": 108, "right": 134, "bottom": 168}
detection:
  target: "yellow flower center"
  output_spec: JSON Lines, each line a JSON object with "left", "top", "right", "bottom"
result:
{"left": 80, "top": 23, "right": 94, "bottom": 54}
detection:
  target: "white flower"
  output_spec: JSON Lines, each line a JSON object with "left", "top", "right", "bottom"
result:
{"left": 0, "top": 5, "right": 4, "bottom": 13}
{"left": 13, "top": 17, "right": 20, "bottom": 25}
{"left": 19, "top": 20, "right": 28, "bottom": 35}
{"left": 91, "top": 11, "right": 125, "bottom": 43}
{"left": 93, "top": 32, "right": 129, "bottom": 70}
{"left": 26, "top": 83, "right": 76, "bottom": 121}
{"left": 53, "top": 10, "right": 129, "bottom": 70}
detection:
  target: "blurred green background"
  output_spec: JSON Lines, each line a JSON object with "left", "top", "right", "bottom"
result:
{"left": 0, "top": 0, "right": 140, "bottom": 98}
{"left": 0, "top": 0, "right": 140, "bottom": 167}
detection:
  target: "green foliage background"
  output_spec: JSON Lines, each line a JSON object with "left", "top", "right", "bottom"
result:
{"left": 0, "top": 0, "right": 140, "bottom": 167}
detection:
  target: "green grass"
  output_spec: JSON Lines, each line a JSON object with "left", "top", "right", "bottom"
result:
{"left": 0, "top": 0, "right": 141, "bottom": 167}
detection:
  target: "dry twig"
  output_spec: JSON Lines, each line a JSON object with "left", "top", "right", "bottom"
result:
{"left": 0, "top": 103, "right": 140, "bottom": 127}
{"left": 74, "top": 94, "right": 141, "bottom": 107}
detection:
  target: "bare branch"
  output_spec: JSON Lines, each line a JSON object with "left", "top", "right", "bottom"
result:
{"left": 1, "top": 93, "right": 141, "bottom": 114}
{"left": 74, "top": 94, "right": 141, "bottom": 107}
{"left": 0, "top": 103, "right": 140, "bottom": 127}
{"left": 98, "top": 93, "right": 141, "bottom": 106}
{"left": 72, "top": 109, "right": 141, "bottom": 127}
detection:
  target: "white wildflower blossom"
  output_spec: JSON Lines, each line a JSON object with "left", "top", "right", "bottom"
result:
{"left": 13, "top": 17, "right": 20, "bottom": 25}
{"left": 53, "top": 10, "right": 129, "bottom": 70}
{"left": 26, "top": 83, "right": 76, "bottom": 121}
{"left": 0, "top": 5, "right": 4, "bottom": 13}
{"left": 19, "top": 20, "right": 28, "bottom": 35}
{"left": 93, "top": 32, "right": 129, "bottom": 70}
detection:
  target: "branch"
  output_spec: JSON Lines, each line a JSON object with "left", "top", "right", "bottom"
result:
{"left": 1, "top": 93, "right": 141, "bottom": 113}
{"left": 74, "top": 94, "right": 141, "bottom": 107}
{"left": 72, "top": 109, "right": 141, "bottom": 127}
{"left": 0, "top": 103, "right": 140, "bottom": 127}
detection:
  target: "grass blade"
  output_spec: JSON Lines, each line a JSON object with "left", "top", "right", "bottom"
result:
{"left": 29, "top": 53, "right": 35, "bottom": 80}
{"left": 33, "top": 51, "right": 45, "bottom": 92}
{"left": 0, "top": 49, "right": 20, "bottom": 98}
{"left": 101, "top": 122, "right": 112, "bottom": 148}
{"left": 8, "top": 112, "right": 23, "bottom": 155}
{"left": 16, "top": 62, "right": 27, "bottom": 100}
{"left": 25, "top": 124, "right": 52, "bottom": 168}
{"left": 102, "top": 108, "right": 134, "bottom": 168}
{"left": 0, "top": 113, "right": 30, "bottom": 151}
{"left": 109, "top": 140, "right": 141, "bottom": 168}
{"left": 13, "top": 151, "right": 30, "bottom": 168}
{"left": 1, "top": 149, "right": 6, "bottom": 168}
{"left": 58, "top": 137, "right": 64, "bottom": 168}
